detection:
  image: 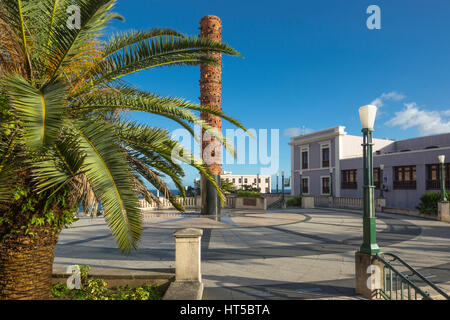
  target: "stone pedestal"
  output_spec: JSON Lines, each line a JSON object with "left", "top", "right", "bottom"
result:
{"left": 301, "top": 196, "right": 315, "bottom": 209}
{"left": 438, "top": 201, "right": 450, "bottom": 222}
{"left": 355, "top": 251, "right": 384, "bottom": 299}
{"left": 375, "top": 198, "right": 386, "bottom": 212}
{"left": 174, "top": 228, "right": 203, "bottom": 282}
{"left": 328, "top": 196, "right": 334, "bottom": 207}
{"left": 163, "top": 228, "right": 204, "bottom": 300}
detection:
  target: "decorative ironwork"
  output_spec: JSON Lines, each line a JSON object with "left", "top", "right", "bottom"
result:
{"left": 426, "top": 179, "right": 450, "bottom": 190}
{"left": 341, "top": 182, "right": 357, "bottom": 189}
{"left": 376, "top": 252, "right": 450, "bottom": 300}
{"left": 393, "top": 180, "right": 417, "bottom": 190}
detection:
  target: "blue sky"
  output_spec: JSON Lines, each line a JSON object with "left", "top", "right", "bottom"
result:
{"left": 106, "top": 0, "right": 450, "bottom": 189}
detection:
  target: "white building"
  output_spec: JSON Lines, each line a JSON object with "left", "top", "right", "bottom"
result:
{"left": 220, "top": 171, "right": 272, "bottom": 193}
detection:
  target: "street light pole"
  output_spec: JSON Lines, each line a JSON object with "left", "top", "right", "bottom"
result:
{"left": 379, "top": 164, "right": 384, "bottom": 198}
{"left": 359, "top": 105, "right": 380, "bottom": 255}
{"left": 281, "top": 171, "right": 285, "bottom": 203}
{"left": 276, "top": 173, "right": 279, "bottom": 194}
{"left": 439, "top": 155, "right": 447, "bottom": 201}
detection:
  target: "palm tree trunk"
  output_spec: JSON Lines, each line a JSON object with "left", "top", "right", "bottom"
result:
{"left": 0, "top": 230, "right": 59, "bottom": 300}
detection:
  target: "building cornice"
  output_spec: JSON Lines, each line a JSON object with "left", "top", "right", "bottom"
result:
{"left": 289, "top": 126, "right": 346, "bottom": 146}
{"left": 341, "top": 145, "right": 450, "bottom": 160}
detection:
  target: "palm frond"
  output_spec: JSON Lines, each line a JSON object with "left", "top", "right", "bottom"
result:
{"left": 129, "top": 155, "right": 185, "bottom": 212}
{"left": 0, "top": 0, "right": 32, "bottom": 77}
{"left": 73, "top": 119, "right": 141, "bottom": 253}
{"left": 72, "top": 173, "right": 100, "bottom": 216}
{"left": 73, "top": 92, "right": 237, "bottom": 157}
{"left": 45, "top": 0, "right": 122, "bottom": 80}
{"left": 89, "top": 35, "right": 240, "bottom": 87}
{"left": 0, "top": 162, "right": 17, "bottom": 203}
{"left": 120, "top": 126, "right": 224, "bottom": 203}
{"left": 133, "top": 175, "right": 160, "bottom": 207}
{"left": 31, "top": 134, "right": 86, "bottom": 193}
{"left": 3, "top": 74, "right": 66, "bottom": 152}
{"left": 103, "top": 28, "right": 184, "bottom": 58}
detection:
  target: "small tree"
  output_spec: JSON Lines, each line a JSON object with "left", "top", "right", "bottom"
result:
{"left": 220, "top": 179, "right": 236, "bottom": 194}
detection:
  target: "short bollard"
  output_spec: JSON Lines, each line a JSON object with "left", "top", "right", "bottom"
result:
{"left": 163, "top": 228, "right": 204, "bottom": 300}
{"left": 174, "top": 228, "right": 203, "bottom": 282}
{"left": 438, "top": 201, "right": 450, "bottom": 222}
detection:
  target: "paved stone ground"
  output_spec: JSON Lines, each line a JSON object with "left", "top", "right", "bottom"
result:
{"left": 53, "top": 208, "right": 450, "bottom": 300}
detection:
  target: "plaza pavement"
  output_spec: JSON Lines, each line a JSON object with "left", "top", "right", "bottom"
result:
{"left": 53, "top": 208, "right": 450, "bottom": 300}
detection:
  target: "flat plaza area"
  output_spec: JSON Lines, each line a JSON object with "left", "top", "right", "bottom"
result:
{"left": 53, "top": 208, "right": 450, "bottom": 299}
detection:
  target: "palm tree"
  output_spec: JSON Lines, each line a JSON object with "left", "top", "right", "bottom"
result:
{"left": 0, "top": 0, "right": 244, "bottom": 299}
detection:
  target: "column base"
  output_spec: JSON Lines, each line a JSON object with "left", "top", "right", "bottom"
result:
{"left": 201, "top": 175, "right": 221, "bottom": 216}
{"left": 438, "top": 201, "right": 450, "bottom": 222}
{"left": 355, "top": 251, "right": 384, "bottom": 299}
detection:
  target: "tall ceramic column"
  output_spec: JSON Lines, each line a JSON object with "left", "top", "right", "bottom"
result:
{"left": 199, "top": 15, "right": 222, "bottom": 215}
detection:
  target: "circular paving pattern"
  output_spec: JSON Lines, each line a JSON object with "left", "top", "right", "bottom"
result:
{"left": 142, "top": 209, "right": 308, "bottom": 229}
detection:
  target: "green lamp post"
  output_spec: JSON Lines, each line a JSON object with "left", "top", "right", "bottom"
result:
{"left": 276, "top": 173, "right": 279, "bottom": 194}
{"left": 281, "top": 171, "right": 285, "bottom": 203}
{"left": 359, "top": 105, "right": 380, "bottom": 255}
{"left": 379, "top": 164, "right": 384, "bottom": 198}
{"left": 439, "top": 155, "right": 447, "bottom": 201}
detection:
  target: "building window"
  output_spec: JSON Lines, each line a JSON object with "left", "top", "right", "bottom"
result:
{"left": 301, "top": 177, "right": 309, "bottom": 194}
{"left": 393, "top": 166, "right": 416, "bottom": 189}
{"left": 265, "top": 178, "right": 269, "bottom": 183}
{"left": 341, "top": 170, "right": 357, "bottom": 189}
{"left": 321, "top": 177, "right": 330, "bottom": 195}
{"left": 321, "top": 145, "right": 330, "bottom": 168}
{"left": 302, "top": 150, "right": 308, "bottom": 169}
{"left": 374, "top": 168, "right": 381, "bottom": 189}
{"left": 244, "top": 178, "right": 248, "bottom": 184}
{"left": 426, "top": 163, "right": 450, "bottom": 189}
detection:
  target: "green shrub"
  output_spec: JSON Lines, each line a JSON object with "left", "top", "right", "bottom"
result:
{"left": 417, "top": 192, "right": 450, "bottom": 215}
{"left": 237, "top": 190, "right": 261, "bottom": 198}
{"left": 287, "top": 196, "right": 302, "bottom": 207}
{"left": 52, "top": 265, "right": 163, "bottom": 300}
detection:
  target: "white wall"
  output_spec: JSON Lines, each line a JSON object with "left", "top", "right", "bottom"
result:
{"left": 341, "top": 135, "right": 394, "bottom": 159}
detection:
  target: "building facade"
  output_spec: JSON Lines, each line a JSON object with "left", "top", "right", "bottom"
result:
{"left": 220, "top": 171, "right": 272, "bottom": 193}
{"left": 290, "top": 126, "right": 450, "bottom": 209}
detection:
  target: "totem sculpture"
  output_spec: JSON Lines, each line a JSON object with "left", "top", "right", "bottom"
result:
{"left": 199, "top": 15, "right": 223, "bottom": 215}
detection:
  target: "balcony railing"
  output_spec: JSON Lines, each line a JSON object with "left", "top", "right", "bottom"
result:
{"left": 393, "top": 180, "right": 417, "bottom": 190}
{"left": 426, "top": 179, "right": 450, "bottom": 190}
{"left": 341, "top": 182, "right": 357, "bottom": 189}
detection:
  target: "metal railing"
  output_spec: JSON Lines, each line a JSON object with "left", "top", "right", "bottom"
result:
{"left": 376, "top": 252, "right": 450, "bottom": 300}
{"left": 393, "top": 180, "right": 417, "bottom": 190}
{"left": 314, "top": 196, "right": 364, "bottom": 209}
{"left": 267, "top": 197, "right": 284, "bottom": 209}
{"left": 426, "top": 179, "right": 450, "bottom": 190}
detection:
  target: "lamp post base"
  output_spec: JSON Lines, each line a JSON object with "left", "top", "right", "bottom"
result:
{"left": 355, "top": 251, "right": 384, "bottom": 299}
{"left": 438, "top": 201, "right": 450, "bottom": 222}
